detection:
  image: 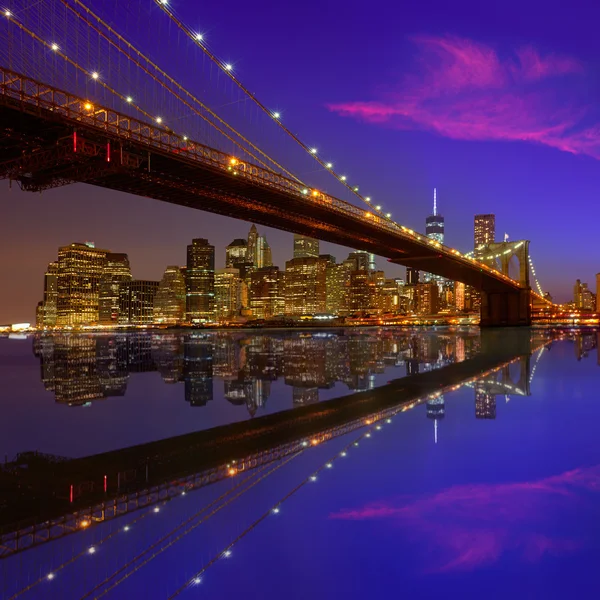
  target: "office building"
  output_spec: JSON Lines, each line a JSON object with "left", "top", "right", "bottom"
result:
{"left": 248, "top": 266, "right": 284, "bottom": 319}
{"left": 154, "top": 266, "right": 187, "bottom": 324}
{"left": 326, "top": 261, "right": 350, "bottom": 315}
{"left": 415, "top": 282, "right": 440, "bottom": 315}
{"left": 574, "top": 279, "right": 595, "bottom": 312}
{"left": 56, "top": 242, "right": 109, "bottom": 327}
{"left": 284, "top": 256, "right": 329, "bottom": 315}
{"left": 99, "top": 253, "right": 132, "bottom": 325}
{"left": 215, "top": 268, "right": 241, "bottom": 321}
{"left": 424, "top": 188, "right": 445, "bottom": 287}
{"left": 455, "top": 281, "right": 465, "bottom": 311}
{"left": 255, "top": 235, "right": 273, "bottom": 269}
{"left": 293, "top": 235, "right": 320, "bottom": 259}
{"left": 118, "top": 280, "right": 159, "bottom": 325}
{"left": 225, "top": 238, "right": 248, "bottom": 268}
{"left": 186, "top": 238, "right": 215, "bottom": 323}
{"left": 37, "top": 261, "right": 59, "bottom": 327}
{"left": 474, "top": 214, "right": 495, "bottom": 252}
{"left": 247, "top": 224, "right": 259, "bottom": 267}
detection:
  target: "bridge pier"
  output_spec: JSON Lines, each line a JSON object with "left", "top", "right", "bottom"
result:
{"left": 480, "top": 288, "right": 531, "bottom": 327}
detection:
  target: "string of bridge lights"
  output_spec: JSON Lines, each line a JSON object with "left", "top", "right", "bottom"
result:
{"left": 3, "top": 3, "right": 544, "bottom": 293}
{"left": 83, "top": 458, "right": 301, "bottom": 600}
{"left": 56, "top": 0, "right": 303, "bottom": 181}
{"left": 167, "top": 413, "right": 405, "bottom": 598}
{"left": 152, "top": 0, "right": 398, "bottom": 223}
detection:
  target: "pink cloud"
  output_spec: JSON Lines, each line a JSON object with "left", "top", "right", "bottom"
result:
{"left": 327, "top": 36, "right": 598, "bottom": 158}
{"left": 330, "top": 465, "right": 598, "bottom": 572}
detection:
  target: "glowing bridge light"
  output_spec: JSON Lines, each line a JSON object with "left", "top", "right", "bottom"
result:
{"left": 302, "top": 188, "right": 308, "bottom": 195}
{"left": 340, "top": 175, "right": 347, "bottom": 181}
{"left": 386, "top": 213, "right": 391, "bottom": 218}
{"left": 310, "top": 475, "right": 317, "bottom": 481}
{"left": 79, "top": 519, "right": 90, "bottom": 528}
{"left": 47, "top": 573, "right": 55, "bottom": 581}
{"left": 91, "top": 71, "right": 99, "bottom": 80}
{"left": 230, "top": 158, "right": 237, "bottom": 165}
{"left": 365, "top": 197, "right": 371, "bottom": 202}
{"left": 156, "top": 116, "right": 163, "bottom": 124}
{"left": 273, "top": 111, "right": 280, "bottom": 119}
{"left": 4, "top": 10, "right": 11, "bottom": 17}
{"left": 123, "top": 526, "right": 130, "bottom": 532}
{"left": 183, "top": 135, "right": 188, "bottom": 141}
{"left": 88, "top": 546, "right": 96, "bottom": 555}
{"left": 196, "top": 33, "right": 203, "bottom": 41}
{"left": 224, "top": 63, "right": 233, "bottom": 71}
{"left": 375, "top": 205, "right": 381, "bottom": 211}
{"left": 353, "top": 187, "right": 359, "bottom": 192}
{"left": 224, "top": 550, "right": 232, "bottom": 558}
{"left": 312, "top": 190, "right": 318, "bottom": 196}
{"left": 326, "top": 162, "right": 333, "bottom": 169}
{"left": 228, "top": 467, "right": 236, "bottom": 475}
{"left": 272, "top": 507, "right": 280, "bottom": 514}
{"left": 326, "top": 463, "right": 333, "bottom": 468}
{"left": 193, "top": 578, "right": 202, "bottom": 585}
{"left": 126, "top": 96, "right": 133, "bottom": 103}
{"left": 310, "top": 148, "right": 317, "bottom": 154}
{"left": 51, "top": 43, "right": 59, "bottom": 51}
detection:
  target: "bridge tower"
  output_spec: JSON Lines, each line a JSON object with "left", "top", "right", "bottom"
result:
{"left": 478, "top": 241, "right": 531, "bottom": 327}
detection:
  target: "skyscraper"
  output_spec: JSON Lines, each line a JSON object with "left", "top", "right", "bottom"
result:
{"left": 37, "top": 261, "right": 59, "bottom": 327}
{"left": 424, "top": 188, "right": 445, "bottom": 287}
{"left": 215, "top": 268, "right": 241, "bottom": 321}
{"left": 118, "top": 280, "right": 159, "bottom": 325}
{"left": 186, "top": 238, "right": 215, "bottom": 323}
{"left": 99, "top": 253, "right": 132, "bottom": 325}
{"left": 425, "top": 188, "right": 444, "bottom": 244}
{"left": 247, "top": 224, "right": 259, "bottom": 267}
{"left": 225, "top": 238, "right": 248, "bottom": 268}
{"left": 293, "top": 235, "right": 320, "bottom": 259}
{"left": 256, "top": 235, "right": 273, "bottom": 268}
{"left": 474, "top": 214, "right": 495, "bottom": 252}
{"left": 56, "top": 242, "right": 109, "bottom": 327}
{"left": 284, "top": 256, "right": 329, "bottom": 315}
{"left": 248, "top": 266, "right": 284, "bottom": 319}
{"left": 154, "top": 266, "right": 186, "bottom": 324}
{"left": 326, "top": 261, "right": 350, "bottom": 315}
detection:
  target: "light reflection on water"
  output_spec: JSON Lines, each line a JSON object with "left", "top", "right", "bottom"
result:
{"left": 1, "top": 327, "right": 599, "bottom": 600}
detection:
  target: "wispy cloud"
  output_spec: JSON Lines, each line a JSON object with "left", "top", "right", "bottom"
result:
{"left": 330, "top": 465, "right": 599, "bottom": 572}
{"left": 327, "top": 36, "right": 599, "bottom": 158}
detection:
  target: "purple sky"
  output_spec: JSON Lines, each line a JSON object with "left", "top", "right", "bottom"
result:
{"left": 2, "top": 0, "right": 600, "bottom": 323}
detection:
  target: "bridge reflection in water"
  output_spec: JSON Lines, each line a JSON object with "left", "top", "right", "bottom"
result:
{"left": 2, "top": 327, "right": 587, "bottom": 563}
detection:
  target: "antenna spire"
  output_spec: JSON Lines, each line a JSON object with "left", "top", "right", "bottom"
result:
{"left": 433, "top": 188, "right": 437, "bottom": 216}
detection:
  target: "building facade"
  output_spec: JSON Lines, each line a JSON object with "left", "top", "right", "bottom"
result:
{"left": 99, "top": 253, "right": 132, "bottom": 325}
{"left": 118, "top": 280, "right": 159, "bottom": 325}
{"left": 215, "top": 268, "right": 241, "bottom": 321}
{"left": 284, "top": 256, "right": 329, "bottom": 315}
{"left": 154, "top": 266, "right": 187, "bottom": 324}
{"left": 293, "top": 235, "right": 320, "bottom": 259}
{"left": 248, "top": 267, "right": 284, "bottom": 319}
{"left": 474, "top": 214, "right": 496, "bottom": 252}
{"left": 186, "top": 238, "right": 215, "bottom": 323}
{"left": 56, "top": 242, "right": 109, "bottom": 327}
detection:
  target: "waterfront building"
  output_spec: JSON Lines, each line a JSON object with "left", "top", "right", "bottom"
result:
{"left": 415, "top": 282, "right": 440, "bottom": 315}
{"left": 325, "top": 261, "right": 350, "bottom": 315}
{"left": 455, "top": 281, "right": 465, "bottom": 311}
{"left": 293, "top": 235, "right": 319, "bottom": 259}
{"left": 37, "top": 261, "right": 59, "bottom": 327}
{"left": 215, "top": 268, "right": 241, "bottom": 321}
{"left": 574, "top": 279, "right": 595, "bottom": 312}
{"left": 424, "top": 189, "right": 445, "bottom": 288}
{"left": 248, "top": 266, "right": 284, "bottom": 319}
{"left": 474, "top": 214, "right": 495, "bottom": 253}
{"left": 348, "top": 270, "right": 385, "bottom": 314}
{"left": 118, "top": 280, "right": 159, "bottom": 325}
{"left": 99, "top": 253, "right": 132, "bottom": 325}
{"left": 186, "top": 238, "right": 215, "bottom": 323}
{"left": 55, "top": 242, "right": 109, "bottom": 327}
{"left": 284, "top": 256, "right": 329, "bottom": 315}
{"left": 154, "top": 266, "right": 186, "bottom": 324}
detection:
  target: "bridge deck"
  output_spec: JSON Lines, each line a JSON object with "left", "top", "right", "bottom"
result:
{"left": 0, "top": 68, "right": 521, "bottom": 293}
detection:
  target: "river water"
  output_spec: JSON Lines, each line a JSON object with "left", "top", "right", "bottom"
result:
{"left": 0, "top": 327, "right": 599, "bottom": 599}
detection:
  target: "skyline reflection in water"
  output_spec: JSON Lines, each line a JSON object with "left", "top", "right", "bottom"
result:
{"left": 1, "top": 328, "right": 600, "bottom": 600}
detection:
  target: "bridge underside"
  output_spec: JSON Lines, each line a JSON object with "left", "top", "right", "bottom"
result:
{"left": 0, "top": 81, "right": 529, "bottom": 326}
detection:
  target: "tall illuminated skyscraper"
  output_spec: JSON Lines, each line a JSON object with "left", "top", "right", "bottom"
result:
{"left": 99, "top": 253, "right": 132, "bottom": 324}
{"left": 425, "top": 188, "right": 444, "bottom": 244}
{"left": 154, "top": 266, "right": 187, "bottom": 324}
{"left": 56, "top": 242, "right": 109, "bottom": 327}
{"left": 474, "top": 214, "right": 495, "bottom": 252}
{"left": 215, "top": 268, "right": 241, "bottom": 321}
{"left": 186, "top": 238, "right": 215, "bottom": 323}
{"left": 37, "top": 261, "right": 59, "bottom": 327}
{"left": 284, "top": 255, "right": 329, "bottom": 315}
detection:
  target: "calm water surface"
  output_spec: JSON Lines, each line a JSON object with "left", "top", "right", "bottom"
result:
{"left": 0, "top": 327, "right": 599, "bottom": 599}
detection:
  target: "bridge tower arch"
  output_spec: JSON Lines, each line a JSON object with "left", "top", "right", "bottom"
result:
{"left": 477, "top": 240, "right": 532, "bottom": 327}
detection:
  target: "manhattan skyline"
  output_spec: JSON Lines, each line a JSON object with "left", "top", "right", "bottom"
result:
{"left": 2, "top": 0, "right": 600, "bottom": 324}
